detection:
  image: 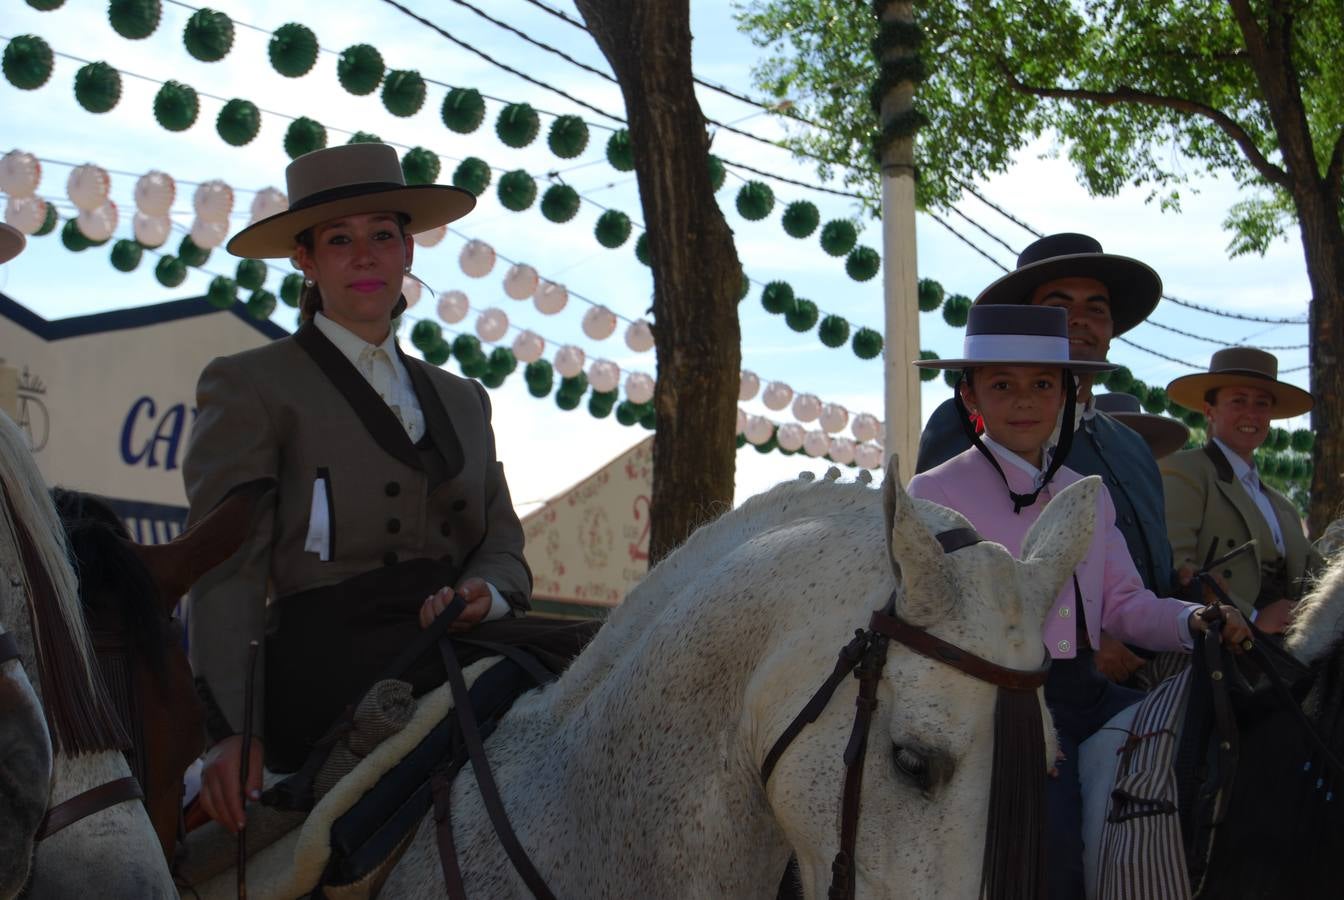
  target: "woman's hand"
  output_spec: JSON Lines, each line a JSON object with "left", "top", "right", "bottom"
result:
{"left": 1187, "top": 605, "right": 1252, "bottom": 652}
{"left": 199, "top": 734, "right": 264, "bottom": 833}
{"left": 419, "top": 577, "right": 493, "bottom": 631}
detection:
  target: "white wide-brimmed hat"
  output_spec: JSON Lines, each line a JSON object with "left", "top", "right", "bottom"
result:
{"left": 913, "top": 305, "right": 1116, "bottom": 374}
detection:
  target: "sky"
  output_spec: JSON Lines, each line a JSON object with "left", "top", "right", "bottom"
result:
{"left": 0, "top": 0, "right": 1315, "bottom": 513}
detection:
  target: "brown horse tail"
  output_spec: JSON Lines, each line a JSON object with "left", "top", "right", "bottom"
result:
{"left": 980, "top": 687, "right": 1048, "bottom": 900}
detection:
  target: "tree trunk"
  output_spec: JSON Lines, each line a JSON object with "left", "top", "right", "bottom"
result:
{"left": 1298, "top": 190, "right": 1344, "bottom": 534}
{"left": 574, "top": 1, "right": 743, "bottom": 563}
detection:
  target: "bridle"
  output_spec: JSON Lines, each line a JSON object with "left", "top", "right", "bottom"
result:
{"left": 760, "top": 526, "right": 1051, "bottom": 900}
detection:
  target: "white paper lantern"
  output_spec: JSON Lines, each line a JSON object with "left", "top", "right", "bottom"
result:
{"left": 512, "top": 330, "right": 545, "bottom": 363}
{"left": 5, "top": 195, "right": 46, "bottom": 234}
{"left": 76, "top": 201, "right": 118, "bottom": 242}
{"left": 475, "top": 307, "right": 509, "bottom": 342}
{"left": 792, "top": 393, "right": 821, "bottom": 422}
{"left": 736, "top": 408, "right": 748, "bottom": 435}
{"left": 533, "top": 280, "right": 568, "bottom": 315}
{"left": 190, "top": 216, "right": 229, "bottom": 250}
{"left": 193, "top": 180, "right": 234, "bottom": 222}
{"left": 820, "top": 403, "right": 849, "bottom": 434}
{"left": 133, "top": 170, "right": 176, "bottom": 216}
{"left": 503, "top": 263, "right": 539, "bottom": 300}
{"left": 803, "top": 430, "right": 831, "bottom": 458}
{"left": 401, "top": 275, "right": 422, "bottom": 307}
{"left": 554, "top": 345, "right": 586, "bottom": 379}
{"left": 625, "top": 372, "right": 655, "bottom": 404}
{"left": 762, "top": 381, "right": 794, "bottom": 411}
{"left": 581, "top": 305, "right": 617, "bottom": 341}
{"left": 739, "top": 370, "right": 760, "bottom": 402}
{"left": 588, "top": 359, "right": 621, "bottom": 394}
{"left": 851, "top": 413, "right": 880, "bottom": 444}
{"left": 777, "top": 423, "right": 806, "bottom": 452}
{"left": 436, "top": 290, "right": 469, "bottom": 324}
{"left": 412, "top": 224, "right": 446, "bottom": 247}
{"left": 459, "top": 239, "right": 496, "bottom": 278}
{"left": 855, "top": 443, "right": 883, "bottom": 470}
{"left": 67, "top": 164, "right": 110, "bottom": 211}
{"left": 624, "top": 318, "right": 654, "bottom": 352}
{"left": 133, "top": 211, "right": 172, "bottom": 248}
{"left": 829, "top": 437, "right": 856, "bottom": 466}
{"left": 745, "top": 415, "right": 774, "bottom": 446}
{"left": 249, "top": 186, "right": 287, "bottom": 222}
{"left": 0, "top": 151, "right": 41, "bottom": 198}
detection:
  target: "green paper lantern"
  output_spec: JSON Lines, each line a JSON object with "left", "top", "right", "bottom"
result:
{"left": 588, "top": 391, "right": 616, "bottom": 419}
{"left": 3, "top": 35, "right": 53, "bottom": 90}
{"left": 74, "top": 61, "right": 121, "bottom": 113}
{"left": 269, "top": 23, "right": 318, "bottom": 78}
{"left": 818, "top": 314, "right": 850, "bottom": 348}
{"left": 497, "top": 170, "right": 537, "bottom": 212}
{"left": 639, "top": 406, "right": 656, "bottom": 430}
{"left": 707, "top": 155, "right": 725, "bottom": 192}
{"left": 524, "top": 360, "right": 553, "bottom": 397}
{"left": 527, "top": 379, "right": 552, "bottom": 399}
{"left": 845, "top": 246, "right": 880, "bottom": 281}
{"left": 411, "top": 319, "right": 442, "bottom": 352}
{"left": 33, "top": 202, "right": 56, "bottom": 236}
{"left": 785, "top": 298, "right": 819, "bottom": 332}
{"left": 183, "top": 9, "right": 234, "bottom": 62}
{"left": 401, "top": 147, "right": 440, "bottom": 186}
{"left": 560, "top": 373, "right": 589, "bottom": 396}
{"left": 347, "top": 130, "right": 381, "bottom": 144}
{"left": 739, "top": 272, "right": 751, "bottom": 302}
{"left": 1291, "top": 458, "right": 1309, "bottom": 480}
{"left": 337, "top": 44, "right": 384, "bottom": 96}
{"left": 853, "top": 328, "right": 884, "bottom": 360}
{"left": 108, "top": 0, "right": 160, "bottom": 39}
{"left": 1106, "top": 366, "right": 1134, "bottom": 392}
{"left": 735, "top": 181, "right": 774, "bottom": 221}
{"left": 178, "top": 235, "right": 209, "bottom": 268}
{"left": 109, "top": 239, "right": 142, "bottom": 272}
{"left": 943, "top": 369, "right": 961, "bottom": 389}
{"left": 154, "top": 255, "right": 187, "bottom": 287}
{"left": 495, "top": 103, "right": 540, "bottom": 148}
{"left": 1182, "top": 409, "right": 1205, "bottom": 430}
{"left": 27, "top": 0, "right": 66, "bottom": 9}
{"left": 452, "top": 334, "right": 482, "bottom": 361}
{"left": 781, "top": 200, "right": 819, "bottom": 238}
{"left": 236, "top": 258, "right": 266, "bottom": 291}
{"left": 279, "top": 273, "right": 303, "bottom": 307}
{"left": 761, "top": 280, "right": 793, "bottom": 314}
{"left": 284, "top": 117, "right": 326, "bottom": 159}
{"left": 917, "top": 278, "right": 944, "bottom": 312}
{"left": 480, "top": 370, "right": 506, "bottom": 389}
{"left": 615, "top": 401, "right": 640, "bottom": 427}
{"left": 540, "top": 184, "right": 580, "bottom": 223}
{"left": 606, "top": 130, "right": 634, "bottom": 172}
{"left": 423, "top": 339, "right": 451, "bottom": 367}
{"left": 941, "top": 294, "right": 970, "bottom": 327}
{"left": 451, "top": 157, "right": 491, "bottom": 197}
{"left": 381, "top": 69, "right": 425, "bottom": 117}
{"left": 206, "top": 276, "right": 236, "bottom": 309}
{"left": 441, "top": 87, "right": 485, "bottom": 133}
{"left": 634, "top": 233, "right": 649, "bottom": 266}
{"left": 547, "top": 115, "right": 589, "bottom": 158}
{"left": 460, "top": 354, "right": 489, "bottom": 379}
{"left": 1291, "top": 429, "right": 1314, "bottom": 453}
{"left": 1125, "top": 382, "right": 1149, "bottom": 405}
{"left": 918, "top": 350, "right": 940, "bottom": 380}
{"left": 594, "top": 210, "right": 631, "bottom": 249}
{"left": 555, "top": 390, "right": 582, "bottom": 411}
{"left": 1141, "top": 386, "right": 1168, "bottom": 415}
{"left": 488, "top": 347, "right": 517, "bottom": 377}
{"left": 154, "top": 80, "right": 199, "bottom": 132}
{"left": 216, "top": 98, "right": 260, "bottom": 146}
{"left": 736, "top": 434, "right": 747, "bottom": 449}
{"left": 753, "top": 432, "right": 778, "bottom": 453}
{"left": 62, "top": 218, "right": 103, "bottom": 249}
{"left": 820, "top": 219, "right": 858, "bottom": 257}
{"left": 1269, "top": 427, "right": 1291, "bottom": 451}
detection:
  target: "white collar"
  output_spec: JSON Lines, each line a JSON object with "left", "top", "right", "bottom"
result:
{"left": 314, "top": 312, "right": 399, "bottom": 366}
{"left": 980, "top": 433, "right": 1048, "bottom": 485}
{"left": 1077, "top": 394, "right": 1096, "bottom": 427}
{"left": 1212, "top": 436, "right": 1259, "bottom": 485}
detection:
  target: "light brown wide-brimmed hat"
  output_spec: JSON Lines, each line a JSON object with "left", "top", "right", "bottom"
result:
{"left": 0, "top": 222, "right": 26, "bottom": 264}
{"left": 1166, "top": 346, "right": 1313, "bottom": 419}
{"left": 973, "top": 233, "right": 1162, "bottom": 337}
{"left": 1093, "top": 391, "right": 1190, "bottom": 459}
{"left": 226, "top": 143, "right": 475, "bottom": 259}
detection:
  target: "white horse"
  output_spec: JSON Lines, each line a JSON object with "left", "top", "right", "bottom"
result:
{"left": 0, "top": 616, "right": 50, "bottom": 898}
{"left": 0, "top": 413, "right": 177, "bottom": 899}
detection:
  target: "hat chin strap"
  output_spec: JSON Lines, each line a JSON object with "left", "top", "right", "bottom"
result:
{"left": 954, "top": 373, "right": 1077, "bottom": 515}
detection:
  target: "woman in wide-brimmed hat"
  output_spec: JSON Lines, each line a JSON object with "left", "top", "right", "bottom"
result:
{"left": 907, "top": 304, "right": 1248, "bottom": 900}
{"left": 1161, "top": 347, "right": 1322, "bottom": 635}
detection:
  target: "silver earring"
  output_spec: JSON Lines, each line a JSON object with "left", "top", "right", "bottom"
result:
{"left": 403, "top": 265, "right": 412, "bottom": 274}
{"left": 303, "top": 277, "right": 314, "bottom": 287}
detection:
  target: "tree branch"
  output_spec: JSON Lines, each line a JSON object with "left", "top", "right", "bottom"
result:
{"left": 997, "top": 62, "right": 1290, "bottom": 189}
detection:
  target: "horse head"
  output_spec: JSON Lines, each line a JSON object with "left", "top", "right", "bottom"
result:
{"left": 0, "top": 617, "right": 50, "bottom": 899}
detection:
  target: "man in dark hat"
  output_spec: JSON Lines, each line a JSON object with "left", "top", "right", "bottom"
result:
{"left": 916, "top": 233, "right": 1175, "bottom": 683}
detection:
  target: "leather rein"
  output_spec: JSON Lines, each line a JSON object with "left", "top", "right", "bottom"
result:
{"left": 0, "top": 630, "right": 143, "bottom": 843}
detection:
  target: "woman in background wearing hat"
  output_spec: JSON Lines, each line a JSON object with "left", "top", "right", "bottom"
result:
{"left": 1162, "top": 348, "right": 1322, "bottom": 635}
{"left": 907, "top": 304, "right": 1249, "bottom": 899}
{"left": 182, "top": 144, "right": 586, "bottom": 834}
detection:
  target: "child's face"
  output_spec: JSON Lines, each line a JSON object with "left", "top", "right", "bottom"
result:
{"left": 960, "top": 366, "right": 1067, "bottom": 462}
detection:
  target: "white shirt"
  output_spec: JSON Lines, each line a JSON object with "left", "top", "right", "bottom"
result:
{"left": 1212, "top": 437, "right": 1286, "bottom": 555}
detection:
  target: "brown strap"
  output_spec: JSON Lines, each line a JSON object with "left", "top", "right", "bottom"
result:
{"left": 36, "top": 775, "right": 143, "bottom": 841}
{"left": 869, "top": 610, "right": 1050, "bottom": 692}
{"left": 432, "top": 772, "right": 468, "bottom": 900}
{"left": 0, "top": 631, "right": 19, "bottom": 666}
{"left": 828, "top": 633, "right": 890, "bottom": 900}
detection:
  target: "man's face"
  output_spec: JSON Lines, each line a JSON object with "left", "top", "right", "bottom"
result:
{"left": 1029, "top": 277, "right": 1114, "bottom": 363}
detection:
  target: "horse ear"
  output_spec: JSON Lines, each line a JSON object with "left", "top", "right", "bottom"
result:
{"left": 1017, "top": 476, "right": 1099, "bottom": 615}
{"left": 127, "top": 479, "right": 273, "bottom": 615}
{"left": 883, "top": 454, "right": 956, "bottom": 625}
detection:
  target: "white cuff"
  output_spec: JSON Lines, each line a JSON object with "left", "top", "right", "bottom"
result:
{"left": 484, "top": 582, "right": 511, "bottom": 621}
{"left": 1177, "top": 605, "right": 1198, "bottom": 652}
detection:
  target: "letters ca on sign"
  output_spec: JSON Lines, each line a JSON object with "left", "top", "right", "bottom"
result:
{"left": 119, "top": 396, "right": 199, "bottom": 471}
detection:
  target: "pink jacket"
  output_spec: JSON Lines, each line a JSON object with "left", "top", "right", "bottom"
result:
{"left": 908, "top": 446, "right": 1196, "bottom": 659}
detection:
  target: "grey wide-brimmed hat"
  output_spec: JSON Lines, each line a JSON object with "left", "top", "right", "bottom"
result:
{"left": 1093, "top": 392, "right": 1190, "bottom": 459}
{"left": 913, "top": 305, "right": 1116, "bottom": 373}
{"left": 0, "top": 222, "right": 26, "bottom": 264}
{"left": 1166, "top": 347, "right": 1313, "bottom": 419}
{"left": 973, "top": 233, "right": 1162, "bottom": 336}
{"left": 226, "top": 143, "right": 475, "bottom": 259}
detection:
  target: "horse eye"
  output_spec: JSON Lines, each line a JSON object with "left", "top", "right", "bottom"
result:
{"left": 891, "top": 744, "right": 931, "bottom": 790}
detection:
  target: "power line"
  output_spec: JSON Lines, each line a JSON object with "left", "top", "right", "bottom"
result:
{"left": 953, "top": 179, "right": 1044, "bottom": 239}
{"left": 1140, "top": 318, "right": 1308, "bottom": 350}
{"left": 927, "top": 213, "right": 1011, "bottom": 272}
{"left": 1114, "top": 336, "right": 1202, "bottom": 369}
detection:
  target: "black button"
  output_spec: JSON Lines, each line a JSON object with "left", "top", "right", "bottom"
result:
{"left": 1223, "top": 569, "right": 1233, "bottom": 579}
{"left": 1227, "top": 538, "right": 1236, "bottom": 547}
{"left": 387, "top": 518, "right": 401, "bottom": 534}
{"left": 385, "top": 481, "right": 400, "bottom": 497}
{"left": 383, "top": 551, "right": 398, "bottom": 567}
{"left": 451, "top": 499, "right": 467, "bottom": 512}
{"left": 440, "top": 521, "right": 452, "bottom": 537}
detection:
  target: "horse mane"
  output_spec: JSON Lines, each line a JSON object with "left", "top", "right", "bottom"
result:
{"left": 0, "top": 414, "right": 126, "bottom": 755}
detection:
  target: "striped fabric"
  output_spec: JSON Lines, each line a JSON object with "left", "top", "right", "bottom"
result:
{"left": 1098, "top": 668, "right": 1193, "bottom": 900}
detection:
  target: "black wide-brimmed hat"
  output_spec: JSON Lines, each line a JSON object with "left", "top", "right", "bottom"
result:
{"left": 0, "top": 222, "right": 25, "bottom": 264}
{"left": 1166, "top": 347, "right": 1313, "bottom": 419}
{"left": 913, "top": 305, "right": 1116, "bottom": 373}
{"left": 226, "top": 143, "right": 475, "bottom": 259}
{"left": 973, "top": 233, "right": 1162, "bottom": 336}
{"left": 1093, "top": 392, "right": 1190, "bottom": 459}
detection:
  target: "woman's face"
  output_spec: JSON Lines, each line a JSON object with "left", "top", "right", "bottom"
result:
{"left": 1205, "top": 385, "right": 1276, "bottom": 460}
{"left": 294, "top": 211, "right": 413, "bottom": 333}
{"left": 960, "top": 366, "right": 1067, "bottom": 465}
